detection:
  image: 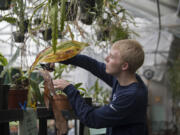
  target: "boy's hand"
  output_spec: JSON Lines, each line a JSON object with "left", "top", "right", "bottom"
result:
{"left": 53, "top": 79, "right": 70, "bottom": 90}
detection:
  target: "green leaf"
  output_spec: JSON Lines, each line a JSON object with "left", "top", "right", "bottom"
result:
{"left": 51, "top": 0, "right": 58, "bottom": 54}
{"left": 74, "top": 83, "right": 83, "bottom": 89}
{"left": 0, "top": 53, "right": 8, "bottom": 66}
{"left": 0, "top": 47, "right": 20, "bottom": 78}
{"left": 0, "top": 17, "right": 17, "bottom": 24}
{"left": 30, "top": 78, "right": 44, "bottom": 104}
{"left": 60, "top": 0, "right": 66, "bottom": 32}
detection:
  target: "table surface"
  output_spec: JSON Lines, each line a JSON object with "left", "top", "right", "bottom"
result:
{"left": 0, "top": 107, "right": 76, "bottom": 123}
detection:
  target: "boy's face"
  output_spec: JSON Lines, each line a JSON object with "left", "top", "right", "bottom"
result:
{"left": 105, "top": 47, "right": 128, "bottom": 76}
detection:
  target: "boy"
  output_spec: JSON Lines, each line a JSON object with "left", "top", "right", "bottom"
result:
{"left": 53, "top": 39, "right": 148, "bottom": 135}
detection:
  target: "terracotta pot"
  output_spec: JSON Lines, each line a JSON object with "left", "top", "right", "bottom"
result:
{"left": 8, "top": 89, "right": 28, "bottom": 109}
{"left": 52, "top": 94, "right": 72, "bottom": 110}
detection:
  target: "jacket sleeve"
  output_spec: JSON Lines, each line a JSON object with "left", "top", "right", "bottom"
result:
{"left": 63, "top": 84, "right": 137, "bottom": 128}
{"left": 60, "top": 54, "right": 114, "bottom": 87}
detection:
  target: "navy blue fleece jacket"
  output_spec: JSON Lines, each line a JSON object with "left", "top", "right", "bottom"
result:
{"left": 61, "top": 54, "right": 148, "bottom": 135}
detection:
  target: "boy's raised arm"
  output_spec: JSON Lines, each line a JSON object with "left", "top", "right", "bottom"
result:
{"left": 60, "top": 54, "right": 114, "bottom": 87}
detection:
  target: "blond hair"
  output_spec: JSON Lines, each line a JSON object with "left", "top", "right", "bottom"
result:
{"left": 112, "top": 39, "right": 144, "bottom": 73}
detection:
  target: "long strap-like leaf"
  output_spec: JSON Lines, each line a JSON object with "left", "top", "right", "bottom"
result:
{"left": 0, "top": 47, "right": 21, "bottom": 78}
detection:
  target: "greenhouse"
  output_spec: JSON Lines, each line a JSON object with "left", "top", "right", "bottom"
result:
{"left": 0, "top": 0, "right": 180, "bottom": 135}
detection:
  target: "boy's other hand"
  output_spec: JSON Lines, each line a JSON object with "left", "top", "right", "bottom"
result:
{"left": 53, "top": 79, "right": 70, "bottom": 90}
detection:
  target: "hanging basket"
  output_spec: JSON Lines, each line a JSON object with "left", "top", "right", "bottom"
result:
{"left": 0, "top": 0, "right": 11, "bottom": 10}
{"left": 42, "top": 28, "right": 62, "bottom": 41}
{"left": 79, "top": 0, "right": 95, "bottom": 25}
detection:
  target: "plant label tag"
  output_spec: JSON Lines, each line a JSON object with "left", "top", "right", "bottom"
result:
{"left": 19, "top": 108, "right": 38, "bottom": 135}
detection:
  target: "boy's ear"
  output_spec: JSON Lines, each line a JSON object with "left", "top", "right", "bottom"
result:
{"left": 121, "top": 62, "right": 129, "bottom": 71}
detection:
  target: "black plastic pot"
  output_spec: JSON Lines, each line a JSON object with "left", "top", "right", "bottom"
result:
{"left": 0, "top": 0, "right": 11, "bottom": 10}
{"left": 80, "top": 13, "right": 94, "bottom": 25}
{"left": 79, "top": 0, "right": 95, "bottom": 13}
{"left": 42, "top": 28, "right": 62, "bottom": 41}
{"left": 18, "top": 19, "right": 29, "bottom": 33}
{"left": 79, "top": 0, "right": 95, "bottom": 25}
{"left": 42, "top": 28, "right": 52, "bottom": 41}
{"left": 13, "top": 31, "right": 25, "bottom": 43}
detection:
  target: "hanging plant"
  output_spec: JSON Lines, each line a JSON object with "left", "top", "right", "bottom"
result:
{"left": 50, "top": 0, "right": 59, "bottom": 53}
{"left": 96, "top": 19, "right": 111, "bottom": 41}
{"left": 79, "top": 0, "right": 96, "bottom": 25}
{"left": 95, "top": 0, "right": 137, "bottom": 43}
{"left": 64, "top": 2, "right": 78, "bottom": 21}
{"left": 60, "top": 0, "right": 66, "bottom": 32}
{"left": 29, "top": 0, "right": 79, "bottom": 54}
{"left": 110, "top": 24, "right": 130, "bottom": 43}
{"left": 17, "top": 19, "right": 29, "bottom": 33}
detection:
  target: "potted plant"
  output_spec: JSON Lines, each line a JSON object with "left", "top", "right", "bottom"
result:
{"left": 88, "top": 79, "right": 111, "bottom": 106}
{"left": 0, "top": 0, "right": 11, "bottom": 10}
{"left": 41, "top": 28, "right": 62, "bottom": 41}
{"left": 8, "top": 70, "right": 29, "bottom": 109}
{"left": 11, "top": 0, "right": 28, "bottom": 43}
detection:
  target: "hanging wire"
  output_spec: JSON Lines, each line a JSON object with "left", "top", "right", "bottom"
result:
{"left": 154, "top": 0, "right": 162, "bottom": 67}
